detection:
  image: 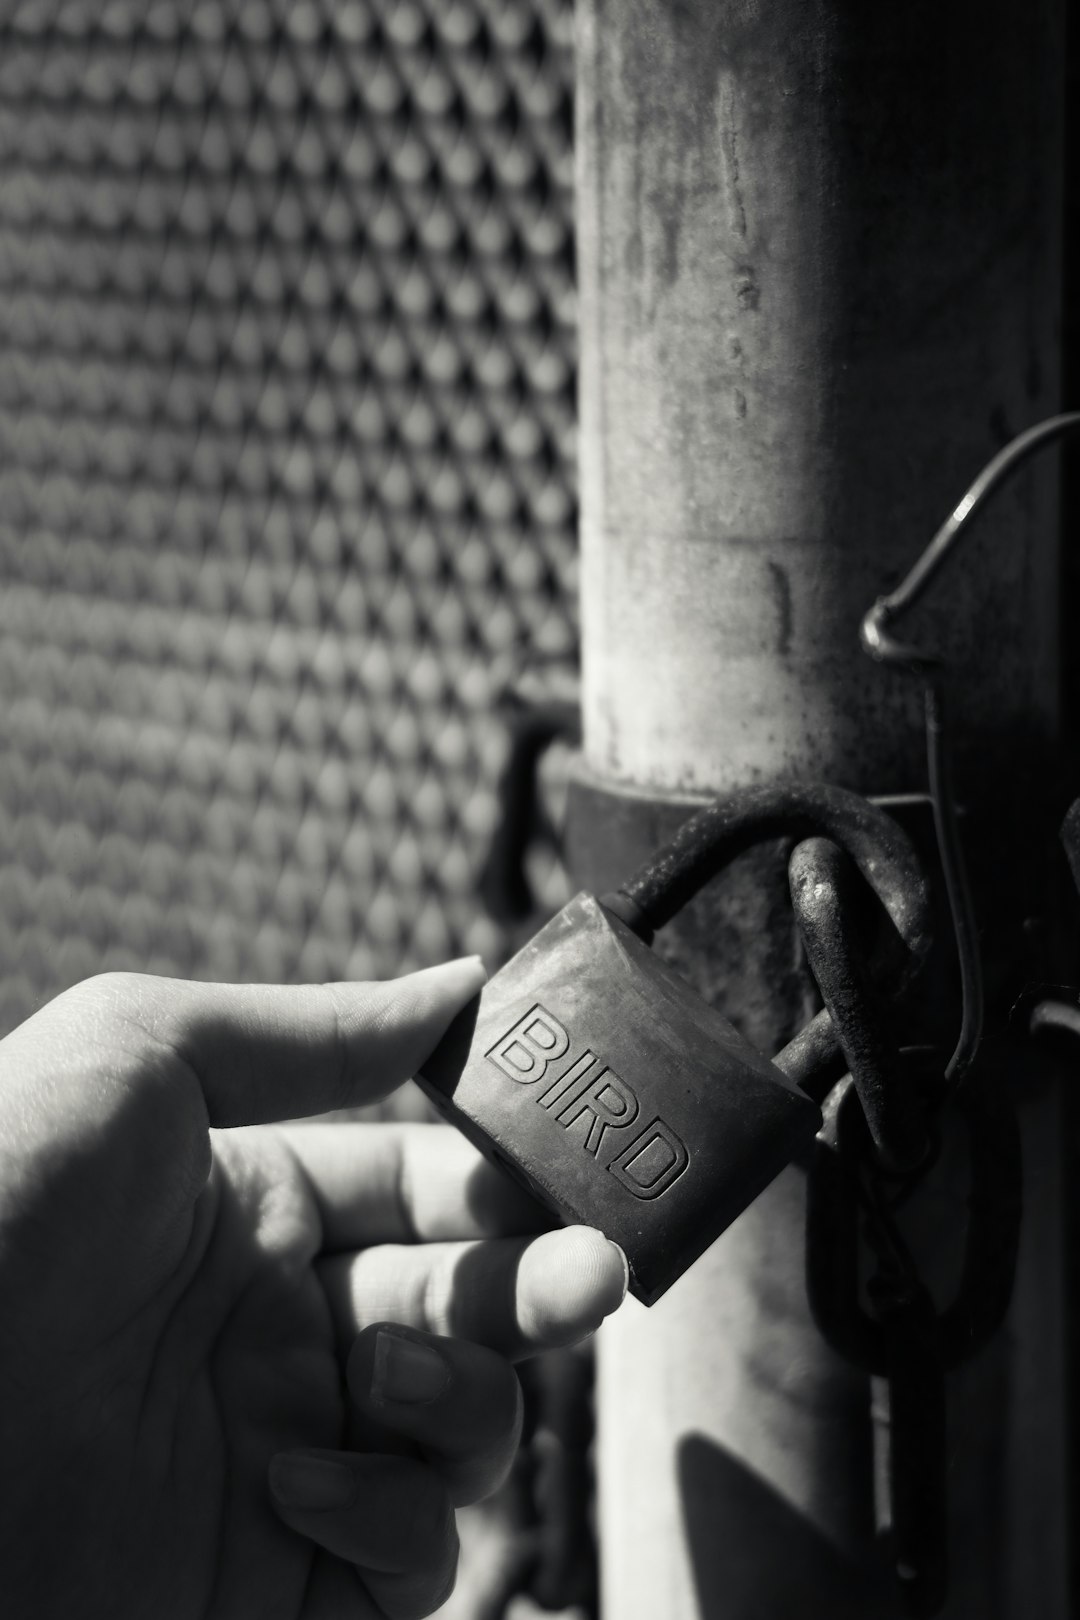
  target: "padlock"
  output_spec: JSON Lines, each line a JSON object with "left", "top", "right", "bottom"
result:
{"left": 417, "top": 785, "right": 930, "bottom": 1305}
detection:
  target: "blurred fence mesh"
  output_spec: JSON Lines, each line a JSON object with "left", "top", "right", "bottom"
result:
{"left": 0, "top": 0, "right": 578, "bottom": 1036}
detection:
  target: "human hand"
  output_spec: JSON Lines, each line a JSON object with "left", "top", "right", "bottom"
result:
{"left": 0, "top": 965, "right": 627, "bottom": 1618}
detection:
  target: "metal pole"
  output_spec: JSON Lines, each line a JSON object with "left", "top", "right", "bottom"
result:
{"left": 571, "top": 3, "right": 1067, "bottom": 1615}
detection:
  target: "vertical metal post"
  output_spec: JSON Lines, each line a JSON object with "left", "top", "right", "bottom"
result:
{"left": 572, "top": 2, "right": 1067, "bottom": 1615}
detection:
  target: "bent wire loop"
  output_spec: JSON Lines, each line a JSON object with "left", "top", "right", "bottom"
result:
{"left": 860, "top": 411, "right": 1080, "bottom": 1085}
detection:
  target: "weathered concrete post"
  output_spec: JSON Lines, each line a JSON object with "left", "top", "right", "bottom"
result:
{"left": 571, "top": 2, "right": 1067, "bottom": 1615}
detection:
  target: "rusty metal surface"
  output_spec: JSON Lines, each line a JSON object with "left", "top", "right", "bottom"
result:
{"left": 788, "top": 837, "right": 929, "bottom": 1172}
{"left": 566, "top": 767, "right": 813, "bottom": 1055}
{"left": 611, "top": 780, "right": 930, "bottom": 970}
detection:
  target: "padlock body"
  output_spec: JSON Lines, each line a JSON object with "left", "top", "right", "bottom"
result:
{"left": 417, "top": 893, "right": 821, "bottom": 1304}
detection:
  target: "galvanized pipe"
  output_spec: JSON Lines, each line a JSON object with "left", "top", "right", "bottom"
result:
{"left": 573, "top": 1, "right": 1067, "bottom": 1615}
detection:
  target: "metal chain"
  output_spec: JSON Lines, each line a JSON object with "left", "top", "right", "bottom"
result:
{"left": 797, "top": 838, "right": 1021, "bottom": 1616}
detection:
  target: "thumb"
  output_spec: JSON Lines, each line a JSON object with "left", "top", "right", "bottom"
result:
{"left": 127, "top": 957, "right": 488, "bottom": 1126}
{"left": 4, "top": 958, "right": 486, "bottom": 1132}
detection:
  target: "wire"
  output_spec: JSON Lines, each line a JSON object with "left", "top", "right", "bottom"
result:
{"left": 860, "top": 412, "right": 1080, "bottom": 1085}
{"left": 925, "top": 682, "right": 983, "bottom": 1084}
{"left": 861, "top": 412, "right": 1080, "bottom": 671}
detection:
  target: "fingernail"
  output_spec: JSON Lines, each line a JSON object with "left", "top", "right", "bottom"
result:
{"left": 269, "top": 1454, "right": 356, "bottom": 1511}
{"left": 416, "top": 956, "right": 487, "bottom": 1000}
{"left": 372, "top": 1326, "right": 451, "bottom": 1406}
{"left": 609, "top": 1241, "right": 630, "bottom": 1302}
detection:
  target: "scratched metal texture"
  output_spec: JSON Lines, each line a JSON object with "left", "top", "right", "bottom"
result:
{"left": 0, "top": 0, "right": 578, "bottom": 1037}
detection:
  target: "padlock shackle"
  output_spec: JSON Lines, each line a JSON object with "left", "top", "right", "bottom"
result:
{"left": 788, "top": 836, "right": 930, "bottom": 1170}
{"left": 806, "top": 1065, "right": 1021, "bottom": 1377}
{"left": 600, "top": 782, "right": 931, "bottom": 975}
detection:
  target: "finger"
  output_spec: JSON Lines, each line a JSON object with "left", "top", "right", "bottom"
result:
{"left": 347, "top": 1323, "right": 523, "bottom": 1505}
{"left": 276, "top": 1122, "right": 552, "bottom": 1249}
{"left": 27, "top": 958, "right": 485, "bottom": 1128}
{"left": 320, "top": 1225, "right": 629, "bottom": 1361}
{"left": 268, "top": 1450, "right": 457, "bottom": 1620}
{"left": 302, "top": 1556, "right": 384, "bottom": 1620}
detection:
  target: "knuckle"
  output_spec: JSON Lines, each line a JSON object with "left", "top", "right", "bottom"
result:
{"left": 421, "top": 1553, "right": 458, "bottom": 1617}
{"left": 352, "top": 1456, "right": 458, "bottom": 1610}
{"left": 368, "top": 1555, "right": 458, "bottom": 1620}
{"left": 60, "top": 970, "right": 143, "bottom": 1021}
{"left": 59, "top": 972, "right": 168, "bottom": 1057}
{"left": 464, "top": 1346, "right": 523, "bottom": 1443}
{"left": 390, "top": 1459, "right": 456, "bottom": 1574}
{"left": 420, "top": 1246, "right": 457, "bottom": 1338}
{"left": 414, "top": 1471, "right": 456, "bottom": 1561}
{"left": 54, "top": 972, "right": 208, "bottom": 1181}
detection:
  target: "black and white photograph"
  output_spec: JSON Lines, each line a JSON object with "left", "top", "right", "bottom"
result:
{"left": 0, "top": 4, "right": 1075, "bottom": 1617}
